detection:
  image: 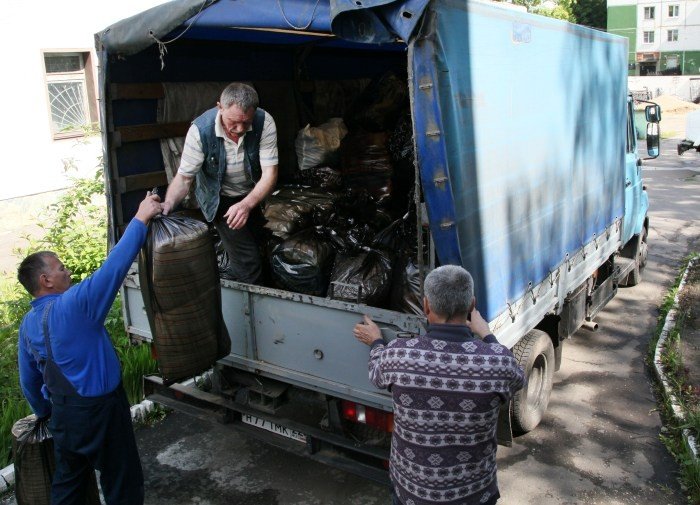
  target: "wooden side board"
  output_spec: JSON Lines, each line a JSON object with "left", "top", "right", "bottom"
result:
{"left": 109, "top": 83, "right": 171, "bottom": 228}
{"left": 113, "top": 121, "right": 190, "bottom": 144}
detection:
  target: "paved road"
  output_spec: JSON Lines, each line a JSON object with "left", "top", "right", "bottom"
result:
{"left": 3, "top": 140, "right": 699, "bottom": 505}
{"left": 497, "top": 142, "right": 700, "bottom": 503}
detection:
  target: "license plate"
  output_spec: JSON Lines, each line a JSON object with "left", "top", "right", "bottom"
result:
{"left": 241, "top": 414, "right": 307, "bottom": 443}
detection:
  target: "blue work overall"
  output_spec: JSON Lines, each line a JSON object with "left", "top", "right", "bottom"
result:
{"left": 25, "top": 301, "right": 144, "bottom": 505}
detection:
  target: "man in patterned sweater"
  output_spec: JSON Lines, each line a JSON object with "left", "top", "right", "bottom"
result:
{"left": 354, "top": 265, "right": 525, "bottom": 505}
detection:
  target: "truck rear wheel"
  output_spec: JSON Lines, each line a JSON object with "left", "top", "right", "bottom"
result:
{"left": 511, "top": 329, "right": 554, "bottom": 434}
{"left": 626, "top": 227, "right": 648, "bottom": 286}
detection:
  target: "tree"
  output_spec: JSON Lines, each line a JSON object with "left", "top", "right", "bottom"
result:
{"left": 510, "top": 0, "right": 607, "bottom": 28}
{"left": 512, "top": 0, "right": 575, "bottom": 22}
{"left": 571, "top": 0, "right": 606, "bottom": 29}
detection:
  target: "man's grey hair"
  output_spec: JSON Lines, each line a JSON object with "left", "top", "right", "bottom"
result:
{"left": 220, "top": 82, "right": 259, "bottom": 111}
{"left": 423, "top": 265, "right": 474, "bottom": 319}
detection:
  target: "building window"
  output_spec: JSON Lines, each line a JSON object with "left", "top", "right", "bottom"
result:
{"left": 668, "top": 5, "right": 679, "bottom": 17}
{"left": 43, "top": 51, "right": 97, "bottom": 140}
{"left": 644, "top": 6, "right": 655, "bottom": 19}
{"left": 643, "top": 31, "right": 655, "bottom": 43}
{"left": 668, "top": 29, "right": 679, "bottom": 42}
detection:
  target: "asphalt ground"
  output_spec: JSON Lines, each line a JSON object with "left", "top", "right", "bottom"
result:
{"left": 497, "top": 144, "right": 700, "bottom": 504}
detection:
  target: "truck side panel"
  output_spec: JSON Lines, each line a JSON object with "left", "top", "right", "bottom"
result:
{"left": 411, "top": 0, "right": 628, "bottom": 322}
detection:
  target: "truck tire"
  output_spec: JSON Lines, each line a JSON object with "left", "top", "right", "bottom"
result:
{"left": 511, "top": 329, "right": 554, "bottom": 434}
{"left": 626, "top": 227, "right": 648, "bottom": 287}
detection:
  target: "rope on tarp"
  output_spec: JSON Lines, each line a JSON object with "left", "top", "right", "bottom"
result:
{"left": 277, "top": 0, "right": 322, "bottom": 30}
{"left": 148, "top": 1, "right": 209, "bottom": 70}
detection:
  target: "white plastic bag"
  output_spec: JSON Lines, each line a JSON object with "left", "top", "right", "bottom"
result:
{"left": 295, "top": 118, "right": 348, "bottom": 171}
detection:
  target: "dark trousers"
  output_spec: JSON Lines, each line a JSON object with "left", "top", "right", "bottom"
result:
{"left": 49, "top": 385, "right": 144, "bottom": 505}
{"left": 215, "top": 195, "right": 267, "bottom": 284}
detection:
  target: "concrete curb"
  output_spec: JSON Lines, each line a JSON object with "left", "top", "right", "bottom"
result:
{"left": 0, "top": 395, "right": 159, "bottom": 495}
{"left": 653, "top": 257, "right": 699, "bottom": 461}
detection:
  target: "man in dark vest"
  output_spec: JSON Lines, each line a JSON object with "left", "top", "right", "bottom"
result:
{"left": 163, "top": 82, "right": 278, "bottom": 284}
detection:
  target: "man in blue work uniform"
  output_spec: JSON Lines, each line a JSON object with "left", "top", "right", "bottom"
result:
{"left": 17, "top": 192, "right": 162, "bottom": 505}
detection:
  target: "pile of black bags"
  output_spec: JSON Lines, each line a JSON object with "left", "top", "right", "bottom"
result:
{"left": 260, "top": 69, "right": 424, "bottom": 314}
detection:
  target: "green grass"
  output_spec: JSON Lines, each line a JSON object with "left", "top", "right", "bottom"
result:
{"left": 107, "top": 297, "right": 159, "bottom": 406}
{"left": 648, "top": 253, "right": 700, "bottom": 504}
{"left": 0, "top": 275, "right": 32, "bottom": 467}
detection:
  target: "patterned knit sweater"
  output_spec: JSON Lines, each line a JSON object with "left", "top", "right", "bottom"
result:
{"left": 368, "top": 323, "right": 525, "bottom": 505}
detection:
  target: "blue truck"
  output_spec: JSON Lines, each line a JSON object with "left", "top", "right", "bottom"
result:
{"left": 97, "top": 0, "right": 660, "bottom": 481}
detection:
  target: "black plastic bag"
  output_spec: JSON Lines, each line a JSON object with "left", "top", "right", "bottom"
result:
{"left": 340, "top": 132, "right": 393, "bottom": 177}
{"left": 295, "top": 166, "right": 343, "bottom": 190}
{"left": 318, "top": 210, "right": 378, "bottom": 254}
{"left": 344, "top": 71, "right": 409, "bottom": 132}
{"left": 139, "top": 213, "right": 231, "bottom": 385}
{"left": 334, "top": 187, "right": 379, "bottom": 224}
{"left": 390, "top": 256, "right": 424, "bottom": 316}
{"left": 387, "top": 111, "right": 416, "bottom": 211}
{"left": 328, "top": 249, "right": 393, "bottom": 305}
{"left": 264, "top": 197, "right": 314, "bottom": 239}
{"left": 264, "top": 186, "right": 339, "bottom": 239}
{"left": 344, "top": 173, "right": 393, "bottom": 207}
{"left": 340, "top": 132, "right": 394, "bottom": 206}
{"left": 12, "top": 414, "right": 100, "bottom": 505}
{"left": 372, "top": 214, "right": 415, "bottom": 254}
{"left": 388, "top": 110, "right": 415, "bottom": 167}
{"left": 270, "top": 228, "right": 336, "bottom": 296}
{"left": 210, "top": 227, "right": 235, "bottom": 280}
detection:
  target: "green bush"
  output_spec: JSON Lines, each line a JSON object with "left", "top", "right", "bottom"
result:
{"left": 36, "top": 171, "right": 108, "bottom": 280}
{"left": 0, "top": 169, "right": 158, "bottom": 467}
{"left": 0, "top": 278, "right": 32, "bottom": 467}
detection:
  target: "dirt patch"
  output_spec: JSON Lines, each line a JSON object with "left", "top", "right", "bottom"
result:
{"left": 635, "top": 97, "right": 694, "bottom": 139}
{"left": 662, "top": 111, "right": 690, "bottom": 139}
{"left": 652, "top": 94, "right": 700, "bottom": 114}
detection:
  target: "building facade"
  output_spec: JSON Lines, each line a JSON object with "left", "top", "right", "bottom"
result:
{"left": 608, "top": 0, "right": 700, "bottom": 75}
{"left": 0, "top": 0, "right": 166, "bottom": 200}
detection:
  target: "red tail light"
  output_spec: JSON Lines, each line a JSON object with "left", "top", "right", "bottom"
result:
{"left": 341, "top": 400, "right": 394, "bottom": 432}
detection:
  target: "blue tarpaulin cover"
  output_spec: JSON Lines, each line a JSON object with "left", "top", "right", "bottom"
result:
{"left": 97, "top": 0, "right": 429, "bottom": 54}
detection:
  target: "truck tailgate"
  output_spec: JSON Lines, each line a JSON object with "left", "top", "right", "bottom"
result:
{"left": 123, "top": 264, "right": 425, "bottom": 411}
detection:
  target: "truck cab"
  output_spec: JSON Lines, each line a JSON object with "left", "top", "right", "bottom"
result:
{"left": 619, "top": 97, "right": 658, "bottom": 286}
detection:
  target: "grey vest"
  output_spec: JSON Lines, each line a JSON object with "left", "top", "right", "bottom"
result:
{"left": 192, "top": 106, "right": 266, "bottom": 222}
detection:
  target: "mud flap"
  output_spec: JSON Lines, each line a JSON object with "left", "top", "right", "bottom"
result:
{"left": 497, "top": 402, "right": 513, "bottom": 447}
